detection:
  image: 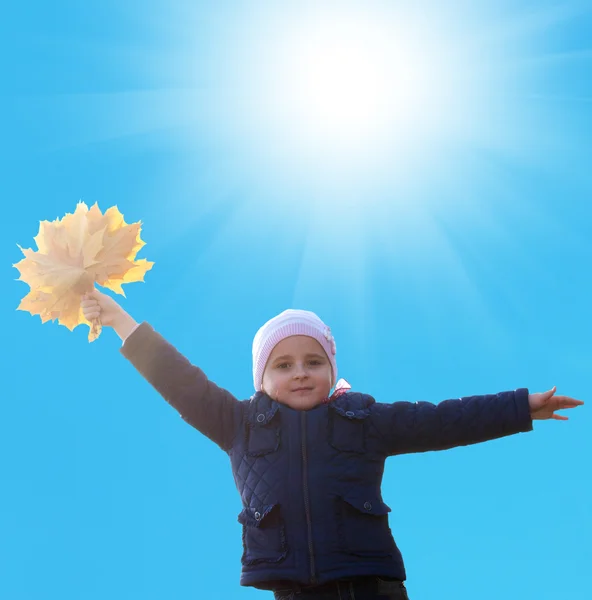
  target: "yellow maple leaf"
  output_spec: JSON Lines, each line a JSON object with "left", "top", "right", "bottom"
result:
{"left": 14, "top": 201, "right": 154, "bottom": 342}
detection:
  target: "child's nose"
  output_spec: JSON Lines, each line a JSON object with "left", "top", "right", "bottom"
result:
{"left": 293, "top": 363, "right": 308, "bottom": 377}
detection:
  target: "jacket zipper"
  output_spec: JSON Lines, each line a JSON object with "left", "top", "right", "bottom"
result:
{"left": 301, "top": 412, "right": 317, "bottom": 584}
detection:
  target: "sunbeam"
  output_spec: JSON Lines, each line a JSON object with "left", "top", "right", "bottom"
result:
{"left": 28, "top": 0, "right": 592, "bottom": 283}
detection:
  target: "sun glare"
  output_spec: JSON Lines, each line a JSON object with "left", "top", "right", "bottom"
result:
{"left": 61, "top": 1, "right": 589, "bottom": 233}
{"left": 229, "top": 6, "right": 499, "bottom": 185}
{"left": 63, "top": 0, "right": 589, "bottom": 322}
{"left": 277, "top": 21, "right": 405, "bottom": 140}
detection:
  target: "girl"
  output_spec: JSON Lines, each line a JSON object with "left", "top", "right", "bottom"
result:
{"left": 80, "top": 289, "right": 583, "bottom": 600}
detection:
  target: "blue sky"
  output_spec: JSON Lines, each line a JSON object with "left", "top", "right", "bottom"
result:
{"left": 2, "top": 1, "right": 591, "bottom": 599}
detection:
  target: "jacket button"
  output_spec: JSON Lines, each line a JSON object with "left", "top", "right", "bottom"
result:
{"left": 345, "top": 411, "right": 355, "bottom": 417}
{"left": 363, "top": 501, "right": 372, "bottom": 511}
{"left": 254, "top": 511, "right": 261, "bottom": 520}
{"left": 256, "top": 414, "right": 265, "bottom": 423}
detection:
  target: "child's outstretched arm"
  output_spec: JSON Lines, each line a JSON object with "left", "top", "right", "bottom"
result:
{"left": 372, "top": 386, "right": 583, "bottom": 457}
{"left": 81, "top": 289, "right": 242, "bottom": 451}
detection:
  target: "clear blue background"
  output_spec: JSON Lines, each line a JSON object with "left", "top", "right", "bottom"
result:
{"left": 2, "top": 2, "right": 590, "bottom": 599}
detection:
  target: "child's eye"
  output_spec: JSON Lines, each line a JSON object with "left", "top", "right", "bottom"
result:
{"left": 276, "top": 363, "right": 290, "bottom": 369}
{"left": 309, "top": 360, "right": 322, "bottom": 366}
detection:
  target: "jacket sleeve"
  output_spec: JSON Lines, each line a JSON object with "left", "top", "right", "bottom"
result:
{"left": 120, "top": 321, "right": 243, "bottom": 451}
{"left": 371, "top": 388, "right": 533, "bottom": 457}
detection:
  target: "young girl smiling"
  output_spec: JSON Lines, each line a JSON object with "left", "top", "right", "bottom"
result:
{"left": 81, "top": 289, "right": 584, "bottom": 600}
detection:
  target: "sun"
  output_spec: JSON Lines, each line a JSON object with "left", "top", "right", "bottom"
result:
{"left": 274, "top": 19, "right": 404, "bottom": 142}
{"left": 62, "top": 1, "right": 589, "bottom": 224}
{"left": 226, "top": 5, "right": 497, "bottom": 186}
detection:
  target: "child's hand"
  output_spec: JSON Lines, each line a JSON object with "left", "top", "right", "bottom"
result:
{"left": 80, "top": 288, "right": 126, "bottom": 328}
{"left": 528, "top": 387, "right": 584, "bottom": 420}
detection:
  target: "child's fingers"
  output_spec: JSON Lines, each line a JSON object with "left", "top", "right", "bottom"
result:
{"left": 82, "top": 287, "right": 100, "bottom": 299}
{"left": 81, "top": 302, "right": 99, "bottom": 311}
{"left": 539, "top": 386, "right": 557, "bottom": 401}
{"left": 80, "top": 298, "right": 98, "bottom": 309}
{"left": 555, "top": 396, "right": 584, "bottom": 407}
{"left": 80, "top": 293, "right": 101, "bottom": 321}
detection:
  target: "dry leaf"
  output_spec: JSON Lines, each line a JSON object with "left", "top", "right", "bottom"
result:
{"left": 14, "top": 201, "right": 154, "bottom": 341}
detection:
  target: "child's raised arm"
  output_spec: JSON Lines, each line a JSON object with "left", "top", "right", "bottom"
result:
{"left": 80, "top": 289, "right": 243, "bottom": 451}
{"left": 372, "top": 389, "right": 533, "bottom": 456}
{"left": 372, "top": 386, "right": 582, "bottom": 457}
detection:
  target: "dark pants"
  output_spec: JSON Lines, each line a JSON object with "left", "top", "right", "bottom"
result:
{"left": 272, "top": 577, "right": 410, "bottom": 600}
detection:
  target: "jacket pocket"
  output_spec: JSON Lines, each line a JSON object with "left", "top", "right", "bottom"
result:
{"left": 337, "top": 492, "right": 395, "bottom": 557}
{"left": 237, "top": 504, "right": 287, "bottom": 566}
{"left": 328, "top": 405, "right": 369, "bottom": 453}
{"left": 246, "top": 404, "right": 281, "bottom": 457}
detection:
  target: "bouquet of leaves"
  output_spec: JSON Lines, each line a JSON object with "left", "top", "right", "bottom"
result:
{"left": 13, "top": 201, "right": 154, "bottom": 342}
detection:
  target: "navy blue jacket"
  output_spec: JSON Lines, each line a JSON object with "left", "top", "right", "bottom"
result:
{"left": 121, "top": 323, "right": 533, "bottom": 590}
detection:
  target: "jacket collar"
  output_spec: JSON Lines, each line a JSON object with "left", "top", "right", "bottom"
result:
{"left": 247, "top": 392, "right": 280, "bottom": 425}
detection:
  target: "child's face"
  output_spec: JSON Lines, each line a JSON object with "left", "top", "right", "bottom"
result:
{"left": 261, "top": 335, "right": 333, "bottom": 410}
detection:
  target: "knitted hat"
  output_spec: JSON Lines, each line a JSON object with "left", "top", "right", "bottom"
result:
{"left": 252, "top": 309, "right": 337, "bottom": 392}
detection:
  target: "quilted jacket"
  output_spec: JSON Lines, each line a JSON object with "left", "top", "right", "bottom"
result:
{"left": 121, "top": 322, "right": 533, "bottom": 590}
